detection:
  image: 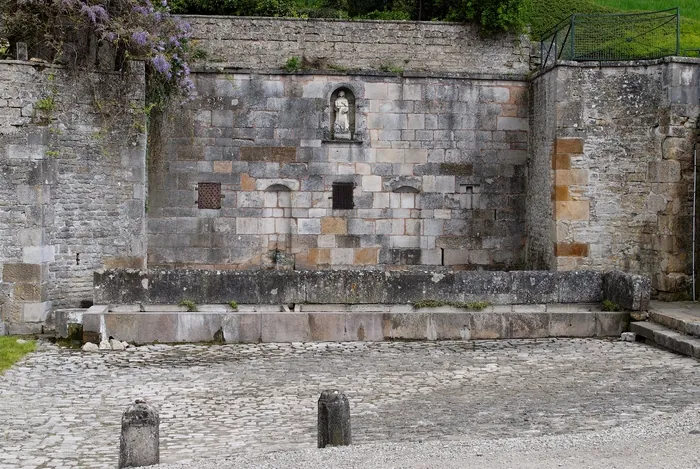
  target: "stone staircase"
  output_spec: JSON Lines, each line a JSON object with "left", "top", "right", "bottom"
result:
{"left": 631, "top": 301, "right": 700, "bottom": 359}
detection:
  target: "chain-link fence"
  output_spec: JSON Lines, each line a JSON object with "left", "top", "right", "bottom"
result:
{"left": 541, "top": 8, "right": 680, "bottom": 69}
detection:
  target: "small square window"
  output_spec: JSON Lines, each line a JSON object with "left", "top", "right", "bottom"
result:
{"left": 197, "top": 182, "right": 222, "bottom": 209}
{"left": 332, "top": 182, "right": 354, "bottom": 209}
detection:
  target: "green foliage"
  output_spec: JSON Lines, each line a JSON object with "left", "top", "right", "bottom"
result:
{"left": 438, "top": 0, "right": 527, "bottom": 33}
{"left": 601, "top": 299, "right": 620, "bottom": 312}
{"left": 46, "top": 150, "right": 60, "bottom": 157}
{"left": 360, "top": 9, "right": 412, "bottom": 20}
{"left": 327, "top": 63, "right": 349, "bottom": 72}
{"left": 170, "top": 0, "right": 297, "bottom": 16}
{"left": 179, "top": 299, "right": 199, "bottom": 312}
{"left": 284, "top": 56, "right": 301, "bottom": 72}
{"left": 413, "top": 299, "right": 490, "bottom": 310}
{"left": 35, "top": 97, "right": 56, "bottom": 116}
{"left": 228, "top": 300, "right": 238, "bottom": 309}
{"left": 0, "top": 337, "right": 36, "bottom": 373}
{"left": 379, "top": 63, "right": 404, "bottom": 74}
{"left": 0, "top": 38, "right": 8, "bottom": 58}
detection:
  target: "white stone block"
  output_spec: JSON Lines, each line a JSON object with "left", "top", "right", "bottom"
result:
{"left": 317, "top": 235, "right": 336, "bottom": 248}
{"left": 435, "top": 176, "right": 456, "bottom": 193}
{"left": 6, "top": 144, "right": 46, "bottom": 160}
{"left": 23, "top": 245, "right": 54, "bottom": 264}
{"left": 423, "top": 219, "right": 444, "bottom": 236}
{"left": 496, "top": 117, "right": 528, "bottom": 131}
{"left": 355, "top": 163, "right": 371, "bottom": 175}
{"left": 300, "top": 139, "right": 322, "bottom": 147}
{"left": 400, "top": 193, "right": 415, "bottom": 209}
{"left": 330, "top": 248, "right": 354, "bottom": 265}
{"left": 274, "top": 218, "right": 291, "bottom": 234}
{"left": 292, "top": 192, "right": 312, "bottom": 208}
{"left": 404, "top": 149, "right": 428, "bottom": 164}
{"left": 373, "top": 192, "right": 390, "bottom": 209}
{"left": 403, "top": 84, "right": 422, "bottom": 101}
{"left": 434, "top": 209, "right": 451, "bottom": 219}
{"left": 338, "top": 163, "right": 355, "bottom": 175}
{"left": 365, "top": 83, "right": 388, "bottom": 100}
{"left": 376, "top": 220, "right": 393, "bottom": 235}
{"left": 391, "top": 235, "right": 420, "bottom": 248}
{"left": 302, "top": 80, "right": 325, "bottom": 98}
{"left": 297, "top": 218, "right": 321, "bottom": 235}
{"left": 264, "top": 192, "right": 278, "bottom": 207}
{"left": 406, "top": 114, "right": 425, "bottom": 130}
{"left": 236, "top": 218, "right": 260, "bottom": 234}
{"left": 389, "top": 193, "right": 401, "bottom": 208}
{"left": 423, "top": 175, "right": 437, "bottom": 192}
{"left": 362, "top": 175, "right": 382, "bottom": 192}
{"left": 260, "top": 218, "right": 276, "bottom": 234}
{"left": 405, "top": 219, "right": 420, "bottom": 235}
{"left": 23, "top": 301, "right": 51, "bottom": 323}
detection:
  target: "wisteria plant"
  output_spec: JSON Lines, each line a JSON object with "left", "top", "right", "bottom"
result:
{"left": 0, "top": 0, "right": 198, "bottom": 108}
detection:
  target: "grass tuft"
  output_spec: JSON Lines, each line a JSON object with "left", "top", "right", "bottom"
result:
{"left": 413, "top": 300, "right": 490, "bottom": 311}
{"left": 0, "top": 337, "right": 37, "bottom": 373}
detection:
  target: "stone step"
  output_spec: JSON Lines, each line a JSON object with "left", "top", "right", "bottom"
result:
{"left": 630, "top": 321, "right": 700, "bottom": 359}
{"left": 74, "top": 307, "right": 629, "bottom": 345}
{"left": 648, "top": 301, "right": 700, "bottom": 338}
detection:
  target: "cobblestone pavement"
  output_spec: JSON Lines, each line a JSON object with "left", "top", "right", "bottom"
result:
{"left": 2, "top": 338, "right": 700, "bottom": 468}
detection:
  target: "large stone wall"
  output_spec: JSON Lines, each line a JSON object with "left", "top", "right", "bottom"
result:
{"left": 147, "top": 72, "right": 529, "bottom": 270}
{"left": 0, "top": 61, "right": 147, "bottom": 333}
{"left": 530, "top": 58, "right": 700, "bottom": 298}
{"left": 184, "top": 16, "right": 531, "bottom": 75}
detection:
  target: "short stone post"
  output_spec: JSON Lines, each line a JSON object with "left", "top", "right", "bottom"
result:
{"left": 118, "top": 399, "right": 159, "bottom": 468}
{"left": 317, "top": 390, "right": 351, "bottom": 448}
{"left": 16, "top": 42, "right": 28, "bottom": 61}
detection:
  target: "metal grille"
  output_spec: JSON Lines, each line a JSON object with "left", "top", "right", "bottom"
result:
{"left": 332, "top": 183, "right": 354, "bottom": 209}
{"left": 197, "top": 183, "right": 221, "bottom": 209}
{"left": 541, "top": 8, "right": 680, "bottom": 69}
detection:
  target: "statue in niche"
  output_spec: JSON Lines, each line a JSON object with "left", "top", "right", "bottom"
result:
{"left": 331, "top": 88, "right": 355, "bottom": 140}
{"left": 334, "top": 91, "right": 350, "bottom": 137}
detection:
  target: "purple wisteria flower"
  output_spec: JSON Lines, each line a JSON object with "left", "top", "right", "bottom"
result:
{"left": 80, "top": 4, "right": 107, "bottom": 24}
{"left": 132, "top": 31, "right": 149, "bottom": 46}
{"left": 151, "top": 54, "right": 171, "bottom": 78}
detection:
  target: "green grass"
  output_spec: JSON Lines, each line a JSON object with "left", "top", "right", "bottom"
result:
{"left": 413, "top": 300, "right": 490, "bottom": 311}
{"left": 0, "top": 337, "right": 36, "bottom": 373}
{"left": 526, "top": 0, "right": 700, "bottom": 53}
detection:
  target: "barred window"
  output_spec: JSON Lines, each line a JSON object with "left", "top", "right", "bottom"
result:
{"left": 332, "top": 182, "right": 354, "bottom": 209}
{"left": 197, "top": 183, "right": 222, "bottom": 210}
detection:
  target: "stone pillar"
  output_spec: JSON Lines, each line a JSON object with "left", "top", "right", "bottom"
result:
{"left": 118, "top": 399, "right": 159, "bottom": 468}
{"left": 16, "top": 42, "right": 27, "bottom": 61}
{"left": 317, "top": 390, "right": 351, "bottom": 448}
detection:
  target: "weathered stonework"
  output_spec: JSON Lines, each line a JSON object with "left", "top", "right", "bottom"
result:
{"left": 530, "top": 58, "right": 700, "bottom": 298}
{"left": 184, "top": 16, "right": 531, "bottom": 75}
{"left": 148, "top": 73, "right": 529, "bottom": 270}
{"left": 0, "top": 61, "right": 147, "bottom": 333}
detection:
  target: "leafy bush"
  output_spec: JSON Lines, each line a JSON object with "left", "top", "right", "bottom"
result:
{"left": 601, "top": 299, "right": 620, "bottom": 312}
{"left": 228, "top": 300, "right": 238, "bottom": 309}
{"left": 284, "top": 56, "right": 301, "bottom": 72}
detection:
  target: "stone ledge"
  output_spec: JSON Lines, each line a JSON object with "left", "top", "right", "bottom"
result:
{"left": 94, "top": 269, "right": 608, "bottom": 306}
{"left": 81, "top": 306, "right": 628, "bottom": 344}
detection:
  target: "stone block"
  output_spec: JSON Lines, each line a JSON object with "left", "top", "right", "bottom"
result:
{"left": 496, "top": 117, "right": 528, "bottom": 131}
{"left": 603, "top": 271, "right": 651, "bottom": 311}
{"left": 22, "top": 245, "right": 55, "bottom": 264}
{"left": 15, "top": 283, "right": 41, "bottom": 301}
{"left": 330, "top": 248, "right": 354, "bottom": 265}
{"left": 308, "top": 313, "right": 346, "bottom": 341}
{"left": 557, "top": 271, "right": 603, "bottom": 303}
{"left": 298, "top": 218, "right": 321, "bottom": 235}
{"left": 595, "top": 311, "right": 630, "bottom": 336}
{"left": 555, "top": 138, "right": 584, "bottom": 154}
{"left": 261, "top": 313, "right": 311, "bottom": 342}
{"left": 469, "top": 312, "right": 506, "bottom": 339}
{"left": 504, "top": 312, "right": 549, "bottom": 338}
{"left": 548, "top": 312, "right": 596, "bottom": 337}
{"left": 443, "top": 249, "right": 469, "bottom": 265}
{"left": 345, "top": 313, "right": 383, "bottom": 341}
{"left": 648, "top": 160, "right": 681, "bottom": 183}
{"left": 421, "top": 249, "right": 442, "bottom": 265}
{"left": 555, "top": 242, "right": 589, "bottom": 257}
{"left": 22, "top": 301, "right": 51, "bottom": 323}
{"left": 354, "top": 248, "right": 379, "bottom": 265}
{"left": 362, "top": 175, "right": 382, "bottom": 192}
{"left": 383, "top": 312, "right": 429, "bottom": 340}
{"left": 2, "top": 264, "right": 41, "bottom": 283}
{"left": 555, "top": 201, "right": 589, "bottom": 221}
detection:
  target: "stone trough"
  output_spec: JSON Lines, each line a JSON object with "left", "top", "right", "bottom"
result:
{"left": 52, "top": 268, "right": 650, "bottom": 344}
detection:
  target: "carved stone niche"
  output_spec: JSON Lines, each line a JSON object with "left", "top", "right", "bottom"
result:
{"left": 330, "top": 87, "right": 356, "bottom": 140}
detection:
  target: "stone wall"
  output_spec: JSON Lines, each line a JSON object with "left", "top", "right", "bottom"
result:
{"left": 530, "top": 58, "right": 700, "bottom": 298}
{"left": 184, "top": 16, "right": 531, "bottom": 75}
{"left": 94, "top": 268, "right": 607, "bottom": 306}
{"left": 147, "top": 71, "right": 529, "bottom": 270}
{"left": 0, "top": 61, "right": 147, "bottom": 333}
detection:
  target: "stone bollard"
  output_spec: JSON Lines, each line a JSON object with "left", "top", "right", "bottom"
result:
{"left": 16, "top": 42, "right": 28, "bottom": 61}
{"left": 118, "top": 399, "right": 159, "bottom": 468}
{"left": 317, "top": 390, "right": 351, "bottom": 448}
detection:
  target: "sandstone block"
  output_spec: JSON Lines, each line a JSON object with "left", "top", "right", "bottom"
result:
{"left": 555, "top": 201, "right": 590, "bottom": 220}
{"left": 555, "top": 138, "right": 584, "bottom": 154}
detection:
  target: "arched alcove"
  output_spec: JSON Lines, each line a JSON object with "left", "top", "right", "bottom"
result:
{"left": 330, "top": 87, "right": 356, "bottom": 140}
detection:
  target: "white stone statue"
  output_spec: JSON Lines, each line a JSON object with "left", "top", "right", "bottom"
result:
{"left": 334, "top": 91, "right": 350, "bottom": 135}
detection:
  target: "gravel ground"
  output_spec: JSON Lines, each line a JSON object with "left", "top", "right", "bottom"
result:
{"left": 153, "top": 409, "right": 700, "bottom": 469}
{"left": 2, "top": 338, "right": 700, "bottom": 468}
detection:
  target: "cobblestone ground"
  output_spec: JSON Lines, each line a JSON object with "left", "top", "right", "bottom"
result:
{"left": 2, "top": 339, "right": 700, "bottom": 468}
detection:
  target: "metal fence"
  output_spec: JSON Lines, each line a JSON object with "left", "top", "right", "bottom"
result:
{"left": 540, "top": 8, "right": 680, "bottom": 69}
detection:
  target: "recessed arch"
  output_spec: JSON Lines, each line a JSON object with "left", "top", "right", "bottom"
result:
{"left": 265, "top": 184, "right": 292, "bottom": 192}
{"left": 330, "top": 87, "right": 356, "bottom": 139}
{"left": 394, "top": 185, "right": 420, "bottom": 194}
